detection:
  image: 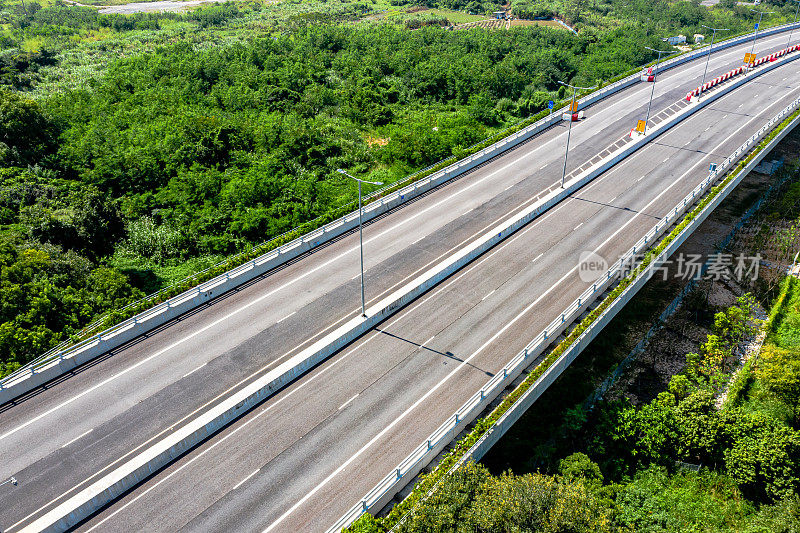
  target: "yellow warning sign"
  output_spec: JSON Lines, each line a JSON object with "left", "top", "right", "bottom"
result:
{"left": 570, "top": 101, "right": 579, "bottom": 113}
{"left": 636, "top": 120, "right": 647, "bottom": 133}
{"left": 743, "top": 52, "right": 756, "bottom": 64}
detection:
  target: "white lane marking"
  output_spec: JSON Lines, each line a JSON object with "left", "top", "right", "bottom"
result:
{"left": 609, "top": 195, "right": 618, "bottom": 202}
{"left": 411, "top": 236, "right": 424, "bottom": 245}
{"left": 574, "top": 222, "right": 584, "bottom": 231}
{"left": 338, "top": 394, "right": 359, "bottom": 411}
{"left": 504, "top": 184, "right": 513, "bottom": 191}
{"left": 350, "top": 273, "right": 361, "bottom": 281}
{"left": 231, "top": 470, "right": 259, "bottom": 492}
{"left": 662, "top": 157, "right": 670, "bottom": 162}
{"left": 182, "top": 363, "right": 207, "bottom": 379}
{"left": 276, "top": 311, "right": 297, "bottom": 324}
{"left": 531, "top": 253, "right": 543, "bottom": 263}
{"left": 61, "top": 430, "right": 92, "bottom": 449}
{"left": 262, "top": 70, "right": 800, "bottom": 533}
{"left": 481, "top": 289, "right": 496, "bottom": 301}
{"left": 420, "top": 334, "right": 436, "bottom": 348}
{"left": 539, "top": 164, "right": 547, "bottom": 170}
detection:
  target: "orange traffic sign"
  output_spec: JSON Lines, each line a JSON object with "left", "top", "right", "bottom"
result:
{"left": 636, "top": 120, "right": 647, "bottom": 133}
{"left": 570, "top": 101, "right": 579, "bottom": 112}
{"left": 743, "top": 52, "right": 756, "bottom": 64}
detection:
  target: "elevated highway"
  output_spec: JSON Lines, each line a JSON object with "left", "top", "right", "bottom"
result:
{"left": 1, "top": 29, "right": 799, "bottom": 533}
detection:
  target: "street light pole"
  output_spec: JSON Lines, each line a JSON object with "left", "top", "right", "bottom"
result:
{"left": 337, "top": 169, "right": 383, "bottom": 317}
{"left": 787, "top": 0, "right": 800, "bottom": 50}
{"left": 642, "top": 47, "right": 673, "bottom": 132}
{"left": 748, "top": 9, "right": 775, "bottom": 71}
{"left": 699, "top": 26, "right": 729, "bottom": 101}
{"left": 557, "top": 81, "right": 597, "bottom": 188}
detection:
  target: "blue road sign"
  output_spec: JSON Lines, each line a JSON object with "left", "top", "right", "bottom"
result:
{"left": 709, "top": 163, "right": 717, "bottom": 172}
{"left": 548, "top": 100, "right": 555, "bottom": 109}
{"left": 754, "top": 23, "right": 759, "bottom": 29}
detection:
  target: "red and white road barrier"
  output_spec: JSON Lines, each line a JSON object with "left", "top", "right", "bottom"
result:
{"left": 562, "top": 110, "right": 585, "bottom": 121}
{"left": 685, "top": 44, "right": 800, "bottom": 101}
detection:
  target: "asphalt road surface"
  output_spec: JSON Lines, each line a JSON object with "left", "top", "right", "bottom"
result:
{"left": 0, "top": 32, "right": 798, "bottom": 533}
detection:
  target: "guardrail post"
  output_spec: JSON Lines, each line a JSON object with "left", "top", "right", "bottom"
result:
{"left": 503, "top": 368, "right": 508, "bottom": 379}
{"left": 480, "top": 388, "right": 485, "bottom": 400}
{"left": 362, "top": 500, "right": 368, "bottom": 512}
{"left": 396, "top": 468, "right": 401, "bottom": 480}
{"left": 427, "top": 439, "right": 432, "bottom": 450}
{"left": 578, "top": 297, "right": 582, "bottom": 307}
{"left": 455, "top": 413, "right": 460, "bottom": 424}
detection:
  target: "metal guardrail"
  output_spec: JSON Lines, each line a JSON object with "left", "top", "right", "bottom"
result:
{"left": 3, "top": 20, "right": 799, "bottom": 396}
{"left": 329, "top": 87, "right": 800, "bottom": 533}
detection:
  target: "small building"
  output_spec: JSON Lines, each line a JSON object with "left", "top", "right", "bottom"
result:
{"left": 664, "top": 34, "right": 687, "bottom": 45}
{"left": 694, "top": 34, "right": 705, "bottom": 44}
{"left": 493, "top": 11, "right": 506, "bottom": 20}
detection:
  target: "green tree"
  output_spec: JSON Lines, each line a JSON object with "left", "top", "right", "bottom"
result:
{"left": 0, "top": 90, "right": 58, "bottom": 166}
{"left": 756, "top": 345, "right": 800, "bottom": 426}
{"left": 725, "top": 420, "right": 800, "bottom": 502}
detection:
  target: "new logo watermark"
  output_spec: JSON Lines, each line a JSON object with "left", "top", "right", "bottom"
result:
{"left": 578, "top": 250, "right": 608, "bottom": 282}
